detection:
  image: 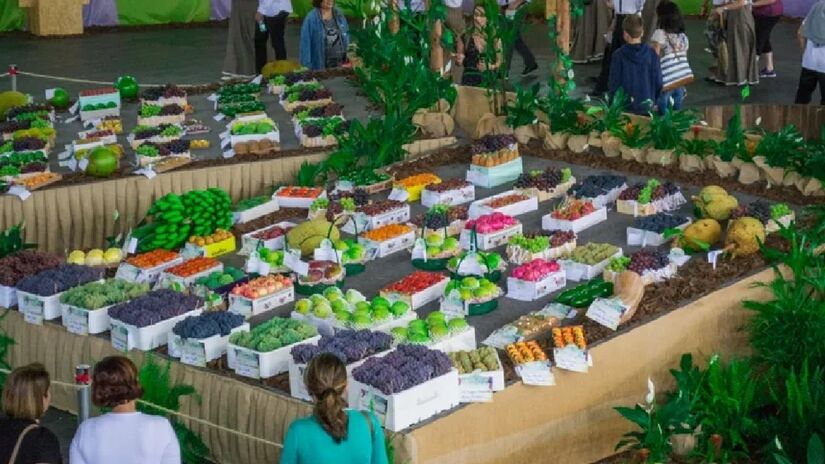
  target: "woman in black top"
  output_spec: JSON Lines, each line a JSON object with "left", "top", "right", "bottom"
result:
{"left": 459, "top": 5, "right": 503, "bottom": 86}
{"left": 0, "top": 363, "right": 62, "bottom": 464}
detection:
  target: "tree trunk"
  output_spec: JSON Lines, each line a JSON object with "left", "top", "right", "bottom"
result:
{"left": 390, "top": 0, "right": 400, "bottom": 33}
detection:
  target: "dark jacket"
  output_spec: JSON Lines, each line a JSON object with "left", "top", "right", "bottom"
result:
{"left": 0, "top": 418, "right": 62, "bottom": 464}
{"left": 608, "top": 43, "right": 663, "bottom": 115}
{"left": 299, "top": 7, "right": 350, "bottom": 71}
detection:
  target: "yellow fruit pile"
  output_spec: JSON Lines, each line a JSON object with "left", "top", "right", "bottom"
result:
{"left": 396, "top": 173, "right": 440, "bottom": 188}
{"left": 188, "top": 229, "right": 233, "bottom": 247}
{"left": 692, "top": 186, "right": 738, "bottom": 221}
{"left": 97, "top": 118, "right": 122, "bottom": 134}
{"left": 190, "top": 139, "right": 210, "bottom": 149}
{"left": 67, "top": 248, "right": 123, "bottom": 266}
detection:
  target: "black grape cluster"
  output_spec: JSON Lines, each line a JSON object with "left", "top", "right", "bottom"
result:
{"left": 159, "top": 104, "right": 184, "bottom": 116}
{"left": 548, "top": 230, "right": 576, "bottom": 247}
{"left": 5, "top": 104, "right": 52, "bottom": 120}
{"left": 471, "top": 134, "right": 517, "bottom": 154}
{"left": 284, "top": 72, "right": 311, "bottom": 85}
{"left": 303, "top": 124, "right": 323, "bottom": 137}
{"left": 172, "top": 311, "right": 245, "bottom": 339}
{"left": 627, "top": 249, "right": 670, "bottom": 273}
{"left": 16, "top": 264, "right": 104, "bottom": 297}
{"left": 352, "top": 344, "right": 453, "bottom": 394}
{"left": 328, "top": 188, "right": 368, "bottom": 206}
{"left": 513, "top": 168, "right": 564, "bottom": 190}
{"left": 325, "top": 202, "right": 344, "bottom": 221}
{"left": 20, "top": 162, "right": 47, "bottom": 173}
{"left": 109, "top": 289, "right": 204, "bottom": 328}
{"left": 662, "top": 181, "right": 679, "bottom": 195}
{"left": 730, "top": 200, "right": 771, "bottom": 223}
{"left": 141, "top": 84, "right": 186, "bottom": 100}
{"left": 290, "top": 329, "right": 393, "bottom": 364}
{"left": 571, "top": 175, "right": 627, "bottom": 199}
{"left": 161, "top": 139, "right": 191, "bottom": 155}
{"left": 298, "top": 89, "right": 332, "bottom": 101}
{"left": 0, "top": 120, "right": 30, "bottom": 133}
{"left": 12, "top": 137, "right": 47, "bottom": 152}
{"left": 631, "top": 213, "right": 690, "bottom": 233}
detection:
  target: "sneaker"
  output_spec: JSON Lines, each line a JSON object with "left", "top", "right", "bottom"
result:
{"left": 521, "top": 63, "right": 538, "bottom": 76}
{"left": 760, "top": 69, "right": 777, "bottom": 78}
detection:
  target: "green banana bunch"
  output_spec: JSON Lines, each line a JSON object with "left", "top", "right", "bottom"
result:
{"left": 134, "top": 188, "right": 234, "bottom": 252}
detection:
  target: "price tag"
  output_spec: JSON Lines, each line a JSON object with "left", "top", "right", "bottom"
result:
{"left": 585, "top": 297, "right": 627, "bottom": 331}
{"left": 65, "top": 307, "right": 89, "bottom": 336}
{"left": 388, "top": 188, "right": 409, "bottom": 202}
{"left": 221, "top": 137, "right": 231, "bottom": 149}
{"left": 134, "top": 168, "right": 157, "bottom": 179}
{"left": 126, "top": 236, "right": 138, "bottom": 255}
{"left": 45, "top": 88, "right": 56, "bottom": 100}
{"left": 251, "top": 74, "right": 263, "bottom": 85}
{"left": 707, "top": 249, "right": 723, "bottom": 270}
{"left": 20, "top": 294, "right": 44, "bottom": 325}
{"left": 313, "top": 239, "right": 340, "bottom": 262}
{"left": 115, "top": 263, "right": 141, "bottom": 282}
{"left": 234, "top": 349, "right": 261, "bottom": 378}
{"left": 213, "top": 113, "right": 226, "bottom": 121}
{"left": 284, "top": 251, "right": 309, "bottom": 276}
{"left": 181, "top": 339, "right": 207, "bottom": 367}
{"left": 337, "top": 180, "right": 354, "bottom": 192}
{"left": 78, "top": 158, "right": 89, "bottom": 171}
{"left": 459, "top": 372, "right": 495, "bottom": 400}
{"left": 207, "top": 93, "right": 218, "bottom": 102}
{"left": 553, "top": 345, "right": 590, "bottom": 373}
{"left": 460, "top": 389, "right": 493, "bottom": 403}
{"left": 229, "top": 295, "right": 254, "bottom": 317}
{"left": 7, "top": 186, "right": 32, "bottom": 201}
{"left": 111, "top": 323, "right": 129, "bottom": 352}
{"left": 410, "top": 238, "right": 427, "bottom": 261}
{"left": 457, "top": 255, "right": 485, "bottom": 276}
{"left": 64, "top": 115, "right": 79, "bottom": 124}
{"left": 258, "top": 261, "right": 271, "bottom": 275}
{"left": 516, "top": 361, "right": 555, "bottom": 386}
{"left": 69, "top": 101, "right": 79, "bottom": 114}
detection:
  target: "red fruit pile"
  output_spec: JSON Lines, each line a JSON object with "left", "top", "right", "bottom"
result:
{"left": 231, "top": 274, "right": 292, "bottom": 300}
{"left": 486, "top": 193, "right": 530, "bottom": 209}
{"left": 383, "top": 271, "right": 446, "bottom": 295}
{"left": 550, "top": 199, "right": 596, "bottom": 221}
{"left": 358, "top": 200, "right": 405, "bottom": 217}
{"left": 252, "top": 225, "right": 292, "bottom": 240}
{"left": 465, "top": 212, "right": 517, "bottom": 234}
{"left": 278, "top": 187, "right": 324, "bottom": 198}
{"left": 511, "top": 259, "right": 561, "bottom": 282}
{"left": 80, "top": 88, "right": 118, "bottom": 97}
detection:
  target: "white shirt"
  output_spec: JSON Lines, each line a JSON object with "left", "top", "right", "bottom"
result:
{"left": 803, "top": 39, "right": 825, "bottom": 73}
{"left": 258, "top": 0, "right": 293, "bottom": 16}
{"left": 445, "top": 0, "right": 462, "bottom": 8}
{"left": 613, "top": 0, "right": 644, "bottom": 14}
{"left": 70, "top": 412, "right": 181, "bottom": 464}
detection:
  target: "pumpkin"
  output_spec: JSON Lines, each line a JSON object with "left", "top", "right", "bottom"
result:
{"left": 614, "top": 271, "right": 644, "bottom": 325}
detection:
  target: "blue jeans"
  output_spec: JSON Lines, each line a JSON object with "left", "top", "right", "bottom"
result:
{"left": 658, "top": 87, "right": 686, "bottom": 114}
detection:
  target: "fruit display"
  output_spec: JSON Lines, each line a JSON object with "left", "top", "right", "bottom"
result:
{"left": 482, "top": 303, "right": 573, "bottom": 348}
{"left": 135, "top": 140, "right": 191, "bottom": 162}
{"left": 126, "top": 250, "right": 179, "bottom": 269}
{"left": 362, "top": 224, "right": 413, "bottom": 242}
{"left": 411, "top": 205, "right": 469, "bottom": 231}
{"left": 0, "top": 151, "right": 48, "bottom": 178}
{"left": 256, "top": 248, "right": 286, "bottom": 269}
{"left": 425, "top": 179, "right": 472, "bottom": 193}
{"left": 449, "top": 347, "right": 500, "bottom": 374}
{"left": 297, "top": 260, "right": 344, "bottom": 286}
{"left": 220, "top": 101, "right": 266, "bottom": 117}
{"left": 571, "top": 174, "right": 627, "bottom": 200}
{"left": 417, "top": 234, "right": 461, "bottom": 260}
{"left": 291, "top": 102, "right": 343, "bottom": 122}
{"left": 332, "top": 239, "right": 368, "bottom": 265}
{"left": 250, "top": 224, "right": 292, "bottom": 242}
{"left": 464, "top": 212, "right": 518, "bottom": 234}
{"left": 283, "top": 85, "right": 331, "bottom": 103}
{"left": 505, "top": 341, "right": 547, "bottom": 364}
{"left": 507, "top": 231, "right": 577, "bottom": 264}
{"left": 471, "top": 134, "right": 519, "bottom": 167}
{"left": 396, "top": 173, "right": 441, "bottom": 190}
{"left": 172, "top": 311, "right": 245, "bottom": 339}
{"left": 352, "top": 344, "right": 454, "bottom": 395}
{"left": 60, "top": 279, "right": 150, "bottom": 310}
{"left": 290, "top": 329, "right": 393, "bottom": 365}
{"left": 218, "top": 83, "right": 261, "bottom": 98}
{"left": 166, "top": 257, "right": 221, "bottom": 278}
{"left": 194, "top": 267, "right": 246, "bottom": 290}
{"left": 382, "top": 271, "right": 447, "bottom": 296}
{"left": 188, "top": 229, "right": 234, "bottom": 247}
{"left": 189, "top": 139, "right": 210, "bottom": 149}
{"left": 133, "top": 189, "right": 233, "bottom": 252}
{"left": 692, "top": 186, "right": 739, "bottom": 221}
{"left": 298, "top": 117, "right": 350, "bottom": 146}
{"left": 231, "top": 274, "right": 292, "bottom": 299}
{"left": 552, "top": 326, "right": 587, "bottom": 350}
{"left": 13, "top": 172, "right": 62, "bottom": 190}
{"left": 5, "top": 103, "right": 52, "bottom": 122}
{"left": 566, "top": 243, "right": 620, "bottom": 265}
{"left": 550, "top": 199, "right": 597, "bottom": 221}
{"left": 286, "top": 219, "right": 340, "bottom": 257}
{"left": 337, "top": 169, "right": 392, "bottom": 190}
{"left": 270, "top": 70, "right": 316, "bottom": 89}
{"left": 137, "top": 103, "right": 185, "bottom": 126}
{"left": 673, "top": 219, "right": 722, "bottom": 252}
{"left": 229, "top": 317, "right": 318, "bottom": 352}
{"left": 357, "top": 200, "right": 406, "bottom": 217}
{"left": 230, "top": 118, "right": 277, "bottom": 136}
{"left": 276, "top": 186, "right": 325, "bottom": 198}
{"left": 11, "top": 136, "right": 47, "bottom": 152}
{"left": 309, "top": 197, "right": 357, "bottom": 221}
{"left": 0, "top": 93, "right": 35, "bottom": 119}
{"left": 724, "top": 217, "right": 766, "bottom": 258}
{"left": 0, "top": 251, "right": 62, "bottom": 287}
{"left": 108, "top": 289, "right": 203, "bottom": 327}
{"left": 234, "top": 196, "right": 270, "bottom": 212}
{"left": 97, "top": 117, "right": 123, "bottom": 134}
{"left": 513, "top": 167, "right": 574, "bottom": 201}
{"left": 66, "top": 248, "right": 123, "bottom": 266}
{"left": 511, "top": 259, "right": 561, "bottom": 282}
{"left": 481, "top": 193, "right": 531, "bottom": 210}
{"left": 217, "top": 94, "right": 257, "bottom": 107}
{"left": 294, "top": 290, "right": 411, "bottom": 327}
{"left": 140, "top": 84, "right": 187, "bottom": 105}
{"left": 630, "top": 213, "right": 691, "bottom": 233}
{"left": 444, "top": 276, "right": 501, "bottom": 303}
{"left": 16, "top": 264, "right": 105, "bottom": 297}
{"left": 447, "top": 251, "right": 505, "bottom": 277}
{"left": 131, "top": 124, "right": 182, "bottom": 142}
{"left": 618, "top": 179, "right": 680, "bottom": 204}
{"left": 555, "top": 279, "right": 614, "bottom": 308}
{"left": 608, "top": 249, "right": 670, "bottom": 274}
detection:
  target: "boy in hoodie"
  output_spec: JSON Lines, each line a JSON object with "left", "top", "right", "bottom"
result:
{"left": 608, "top": 15, "right": 663, "bottom": 114}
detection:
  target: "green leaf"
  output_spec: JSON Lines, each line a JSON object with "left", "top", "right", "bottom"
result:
{"left": 614, "top": 405, "right": 651, "bottom": 428}
{"left": 809, "top": 434, "right": 825, "bottom": 464}
{"left": 741, "top": 85, "right": 750, "bottom": 100}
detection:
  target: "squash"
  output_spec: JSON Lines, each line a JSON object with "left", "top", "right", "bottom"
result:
{"left": 614, "top": 271, "right": 645, "bottom": 325}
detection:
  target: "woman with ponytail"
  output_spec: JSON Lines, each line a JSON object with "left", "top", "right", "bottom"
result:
{"left": 280, "top": 353, "right": 388, "bottom": 464}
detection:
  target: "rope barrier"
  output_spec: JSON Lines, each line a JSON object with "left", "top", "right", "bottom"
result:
{"left": 0, "top": 367, "right": 284, "bottom": 449}
{"left": 0, "top": 73, "right": 9, "bottom": 78}
{"left": 14, "top": 71, "right": 215, "bottom": 89}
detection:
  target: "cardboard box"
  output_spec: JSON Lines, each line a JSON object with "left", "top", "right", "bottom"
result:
{"left": 561, "top": 249, "right": 623, "bottom": 282}
{"left": 273, "top": 187, "right": 326, "bottom": 209}
{"left": 380, "top": 276, "right": 450, "bottom": 311}
{"left": 228, "top": 335, "right": 322, "bottom": 379}
{"left": 506, "top": 270, "right": 566, "bottom": 301}
{"left": 541, "top": 207, "right": 608, "bottom": 233}
{"left": 168, "top": 323, "right": 249, "bottom": 366}
{"left": 469, "top": 190, "right": 538, "bottom": 219}
{"left": 232, "top": 198, "right": 280, "bottom": 225}
{"left": 358, "top": 230, "right": 416, "bottom": 258}
{"left": 465, "top": 158, "right": 523, "bottom": 188}
{"left": 421, "top": 183, "right": 475, "bottom": 207}
{"left": 111, "top": 308, "right": 203, "bottom": 352}
{"left": 114, "top": 257, "right": 184, "bottom": 285}
{"left": 239, "top": 221, "right": 295, "bottom": 256}
{"left": 228, "top": 286, "right": 295, "bottom": 319}
{"left": 342, "top": 205, "right": 410, "bottom": 234}
{"left": 459, "top": 223, "right": 523, "bottom": 251}
{"left": 60, "top": 303, "right": 113, "bottom": 335}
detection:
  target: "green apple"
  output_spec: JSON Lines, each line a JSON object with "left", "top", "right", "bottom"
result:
{"left": 390, "top": 301, "right": 410, "bottom": 316}
{"left": 448, "top": 317, "right": 468, "bottom": 333}
{"left": 372, "top": 306, "right": 391, "bottom": 321}
{"left": 372, "top": 296, "right": 390, "bottom": 308}
{"left": 426, "top": 246, "right": 442, "bottom": 258}
{"left": 313, "top": 302, "right": 332, "bottom": 318}
{"left": 331, "top": 299, "right": 348, "bottom": 312}
{"left": 461, "top": 276, "right": 480, "bottom": 289}
{"left": 408, "top": 319, "right": 428, "bottom": 333}
{"left": 352, "top": 313, "right": 372, "bottom": 326}
{"left": 334, "top": 240, "right": 349, "bottom": 251}
{"left": 425, "top": 234, "right": 444, "bottom": 247}
{"left": 473, "top": 287, "right": 491, "bottom": 299}
{"left": 295, "top": 298, "right": 313, "bottom": 315}
{"left": 442, "top": 237, "right": 459, "bottom": 251}
{"left": 334, "top": 310, "right": 352, "bottom": 322}
{"left": 390, "top": 327, "right": 408, "bottom": 340}
{"left": 426, "top": 311, "right": 446, "bottom": 325}
{"left": 429, "top": 321, "right": 449, "bottom": 338}
{"left": 310, "top": 294, "right": 327, "bottom": 305}
{"left": 459, "top": 288, "right": 474, "bottom": 301}
{"left": 323, "top": 286, "right": 342, "bottom": 299}
{"left": 355, "top": 301, "right": 372, "bottom": 313}
{"left": 408, "top": 332, "right": 431, "bottom": 344}
{"left": 346, "top": 289, "right": 366, "bottom": 304}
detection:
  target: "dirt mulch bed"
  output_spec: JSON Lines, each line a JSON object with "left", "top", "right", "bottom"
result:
{"left": 231, "top": 208, "right": 303, "bottom": 237}
{"left": 385, "top": 145, "right": 472, "bottom": 179}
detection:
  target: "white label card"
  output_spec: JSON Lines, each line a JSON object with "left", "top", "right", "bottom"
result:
{"left": 284, "top": 251, "right": 309, "bottom": 276}
{"left": 213, "top": 113, "right": 226, "bottom": 121}
{"left": 707, "top": 249, "right": 723, "bottom": 270}
{"left": 516, "top": 361, "right": 555, "bottom": 386}
{"left": 553, "top": 345, "right": 590, "bottom": 373}
{"left": 235, "top": 350, "right": 261, "bottom": 379}
{"left": 223, "top": 149, "right": 235, "bottom": 158}
{"left": 65, "top": 307, "right": 89, "bottom": 336}
{"left": 78, "top": 158, "right": 89, "bottom": 171}
{"left": 388, "top": 188, "right": 409, "bottom": 202}
{"left": 111, "top": 323, "right": 129, "bottom": 352}
{"left": 7, "top": 186, "right": 32, "bottom": 201}
{"left": 181, "top": 340, "right": 207, "bottom": 367}
{"left": 585, "top": 297, "right": 627, "bottom": 331}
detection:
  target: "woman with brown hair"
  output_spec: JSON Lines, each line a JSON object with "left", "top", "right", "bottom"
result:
{"left": 280, "top": 353, "right": 387, "bottom": 464}
{"left": 458, "top": 5, "right": 504, "bottom": 87}
{"left": 70, "top": 356, "right": 180, "bottom": 464}
{"left": 0, "top": 363, "right": 62, "bottom": 464}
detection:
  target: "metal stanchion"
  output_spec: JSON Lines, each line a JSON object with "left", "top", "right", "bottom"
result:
{"left": 8, "top": 65, "right": 17, "bottom": 91}
{"left": 75, "top": 364, "right": 91, "bottom": 424}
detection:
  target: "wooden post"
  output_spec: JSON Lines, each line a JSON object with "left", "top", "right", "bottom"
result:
{"left": 557, "top": 0, "right": 570, "bottom": 54}
{"left": 430, "top": 0, "right": 444, "bottom": 74}
{"left": 390, "top": 0, "right": 400, "bottom": 33}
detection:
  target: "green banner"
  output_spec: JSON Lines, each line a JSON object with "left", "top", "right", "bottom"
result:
{"left": 115, "top": 0, "right": 211, "bottom": 25}
{"left": 0, "top": 0, "right": 26, "bottom": 31}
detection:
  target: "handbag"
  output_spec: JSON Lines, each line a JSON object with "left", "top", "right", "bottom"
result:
{"left": 661, "top": 33, "right": 694, "bottom": 92}
{"left": 8, "top": 424, "right": 38, "bottom": 464}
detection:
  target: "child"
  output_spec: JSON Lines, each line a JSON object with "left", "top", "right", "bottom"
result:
{"left": 608, "top": 15, "right": 663, "bottom": 114}
{"left": 650, "top": 1, "right": 693, "bottom": 113}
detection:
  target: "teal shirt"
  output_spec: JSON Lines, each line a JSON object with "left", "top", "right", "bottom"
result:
{"left": 280, "top": 410, "right": 388, "bottom": 464}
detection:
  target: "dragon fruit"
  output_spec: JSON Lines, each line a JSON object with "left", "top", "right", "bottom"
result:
{"left": 511, "top": 259, "right": 561, "bottom": 282}
{"left": 465, "top": 212, "right": 517, "bottom": 234}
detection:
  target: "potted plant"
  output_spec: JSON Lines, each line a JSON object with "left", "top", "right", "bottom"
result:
{"left": 796, "top": 134, "right": 825, "bottom": 196}
{"left": 615, "top": 121, "right": 647, "bottom": 162}
{"left": 706, "top": 105, "right": 748, "bottom": 178}
{"left": 752, "top": 124, "right": 805, "bottom": 187}
{"left": 587, "top": 88, "right": 630, "bottom": 154}
{"left": 644, "top": 108, "right": 696, "bottom": 166}
{"left": 506, "top": 83, "right": 541, "bottom": 144}
{"left": 676, "top": 131, "right": 713, "bottom": 173}
{"left": 566, "top": 114, "right": 593, "bottom": 153}
{"left": 540, "top": 76, "right": 584, "bottom": 150}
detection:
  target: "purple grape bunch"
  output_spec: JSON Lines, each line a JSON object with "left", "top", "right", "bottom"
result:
{"left": 158, "top": 104, "right": 184, "bottom": 116}
{"left": 290, "top": 329, "right": 393, "bottom": 365}
{"left": 631, "top": 213, "right": 690, "bottom": 233}
{"left": 16, "top": 264, "right": 105, "bottom": 297}
{"left": 513, "top": 168, "right": 564, "bottom": 191}
{"left": 141, "top": 84, "right": 186, "bottom": 100}
{"left": 471, "top": 134, "right": 517, "bottom": 155}
{"left": 12, "top": 137, "right": 47, "bottom": 152}
{"left": 571, "top": 174, "right": 627, "bottom": 199}
{"left": 172, "top": 311, "right": 245, "bottom": 339}
{"left": 627, "top": 249, "right": 671, "bottom": 273}
{"left": 351, "top": 344, "right": 453, "bottom": 394}
{"left": 108, "top": 289, "right": 203, "bottom": 328}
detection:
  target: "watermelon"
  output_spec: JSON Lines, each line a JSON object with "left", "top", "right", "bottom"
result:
{"left": 115, "top": 75, "right": 139, "bottom": 99}
{"left": 49, "top": 88, "right": 70, "bottom": 108}
{"left": 86, "top": 147, "right": 118, "bottom": 177}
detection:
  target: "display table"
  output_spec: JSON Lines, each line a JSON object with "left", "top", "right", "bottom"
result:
{"left": 19, "top": 0, "right": 89, "bottom": 36}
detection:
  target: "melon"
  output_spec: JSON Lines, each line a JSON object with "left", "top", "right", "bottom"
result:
{"left": 262, "top": 60, "right": 302, "bottom": 78}
{"left": 49, "top": 88, "right": 70, "bottom": 109}
{"left": 0, "top": 91, "right": 28, "bottom": 118}
{"left": 286, "top": 219, "right": 340, "bottom": 256}
{"left": 86, "top": 147, "right": 119, "bottom": 177}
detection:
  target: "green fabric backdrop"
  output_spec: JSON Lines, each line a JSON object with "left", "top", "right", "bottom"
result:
{"left": 115, "top": 0, "right": 211, "bottom": 25}
{"left": 0, "top": 0, "right": 26, "bottom": 31}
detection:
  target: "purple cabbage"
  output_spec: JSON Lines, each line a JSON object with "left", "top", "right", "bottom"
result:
{"left": 108, "top": 289, "right": 203, "bottom": 327}
{"left": 351, "top": 344, "right": 453, "bottom": 395}
{"left": 172, "top": 311, "right": 245, "bottom": 339}
{"left": 290, "top": 329, "right": 392, "bottom": 365}
{"left": 16, "top": 264, "right": 105, "bottom": 296}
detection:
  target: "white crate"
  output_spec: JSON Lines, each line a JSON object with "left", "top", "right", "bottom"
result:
{"left": 459, "top": 223, "right": 523, "bottom": 251}
{"left": 228, "top": 335, "right": 322, "bottom": 379}
{"left": 603, "top": 262, "right": 677, "bottom": 286}
{"left": 232, "top": 199, "right": 280, "bottom": 225}
{"left": 228, "top": 286, "right": 294, "bottom": 319}
{"left": 157, "top": 263, "right": 224, "bottom": 289}
{"left": 506, "top": 270, "right": 566, "bottom": 301}
{"left": 541, "top": 207, "right": 608, "bottom": 233}
{"left": 616, "top": 192, "right": 686, "bottom": 217}
{"left": 456, "top": 350, "right": 505, "bottom": 394}
{"left": 114, "top": 257, "right": 184, "bottom": 284}
{"left": 381, "top": 277, "right": 450, "bottom": 310}
{"left": 110, "top": 308, "right": 203, "bottom": 352}
{"left": 291, "top": 310, "right": 416, "bottom": 337}
{"left": 79, "top": 107, "right": 120, "bottom": 122}
{"left": 239, "top": 221, "right": 296, "bottom": 256}
{"left": 421, "top": 184, "right": 476, "bottom": 207}
{"left": 229, "top": 130, "right": 280, "bottom": 147}
{"left": 429, "top": 327, "right": 477, "bottom": 353}
{"left": 289, "top": 346, "right": 391, "bottom": 402}
{"left": 137, "top": 113, "right": 186, "bottom": 127}
{"left": 626, "top": 221, "right": 690, "bottom": 247}
{"left": 342, "top": 205, "right": 411, "bottom": 234}
{"left": 468, "top": 191, "right": 538, "bottom": 219}
{"left": 350, "top": 369, "right": 460, "bottom": 432}
{"left": 561, "top": 249, "right": 623, "bottom": 282}
{"left": 61, "top": 304, "right": 114, "bottom": 335}
{"left": 578, "top": 184, "right": 626, "bottom": 209}
{"left": 358, "top": 230, "right": 416, "bottom": 258}
{"left": 128, "top": 134, "right": 178, "bottom": 150}
{"left": 0, "top": 285, "right": 16, "bottom": 308}
{"left": 465, "top": 158, "right": 523, "bottom": 188}
{"left": 506, "top": 240, "right": 577, "bottom": 265}
{"left": 17, "top": 290, "right": 62, "bottom": 323}
{"left": 273, "top": 188, "right": 326, "bottom": 209}
{"left": 514, "top": 177, "right": 576, "bottom": 203}
{"left": 168, "top": 323, "right": 249, "bottom": 366}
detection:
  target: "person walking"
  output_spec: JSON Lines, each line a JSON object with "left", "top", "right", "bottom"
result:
{"left": 501, "top": 0, "right": 538, "bottom": 76}
{"left": 299, "top": 0, "right": 350, "bottom": 70}
{"left": 458, "top": 5, "right": 503, "bottom": 86}
{"left": 70, "top": 356, "right": 181, "bottom": 464}
{"left": 593, "top": 0, "right": 646, "bottom": 94}
{"left": 650, "top": 1, "right": 693, "bottom": 112}
{"left": 751, "top": 0, "right": 783, "bottom": 77}
{"left": 223, "top": 0, "right": 260, "bottom": 78}
{"left": 280, "top": 353, "right": 388, "bottom": 464}
{"left": 0, "top": 363, "right": 62, "bottom": 464}
{"left": 254, "top": 0, "right": 293, "bottom": 73}
{"left": 794, "top": 0, "right": 825, "bottom": 104}
{"left": 711, "top": 0, "right": 759, "bottom": 86}
{"left": 571, "top": 0, "right": 612, "bottom": 63}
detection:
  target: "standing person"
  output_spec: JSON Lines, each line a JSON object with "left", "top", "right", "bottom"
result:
{"left": 593, "top": 0, "right": 645, "bottom": 94}
{"left": 571, "top": 0, "right": 612, "bottom": 63}
{"left": 458, "top": 5, "right": 504, "bottom": 86}
{"left": 608, "top": 15, "right": 662, "bottom": 114}
{"left": 794, "top": 0, "right": 825, "bottom": 104}
{"left": 0, "top": 363, "right": 62, "bottom": 464}
{"left": 280, "top": 354, "right": 388, "bottom": 464}
{"left": 445, "top": 0, "right": 467, "bottom": 81}
{"left": 650, "top": 1, "right": 693, "bottom": 112}
{"left": 223, "top": 0, "right": 260, "bottom": 78}
{"left": 752, "top": 0, "right": 783, "bottom": 78}
{"left": 299, "top": 0, "right": 350, "bottom": 70}
{"left": 254, "top": 0, "right": 293, "bottom": 73}
{"left": 711, "top": 0, "right": 759, "bottom": 86}
{"left": 501, "top": 0, "right": 538, "bottom": 76}
{"left": 641, "top": 0, "right": 661, "bottom": 43}
{"left": 70, "top": 356, "right": 181, "bottom": 464}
